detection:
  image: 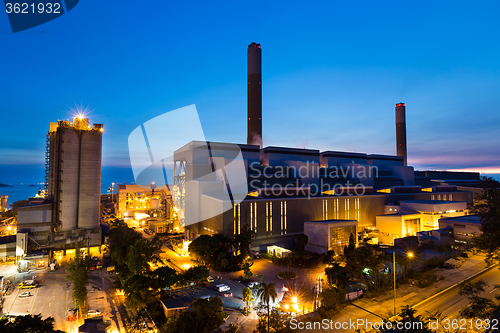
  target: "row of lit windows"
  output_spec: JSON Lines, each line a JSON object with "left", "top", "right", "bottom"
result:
{"left": 431, "top": 194, "right": 453, "bottom": 201}
{"left": 322, "top": 198, "right": 361, "bottom": 221}
{"left": 234, "top": 203, "right": 241, "bottom": 235}
{"left": 235, "top": 201, "right": 287, "bottom": 235}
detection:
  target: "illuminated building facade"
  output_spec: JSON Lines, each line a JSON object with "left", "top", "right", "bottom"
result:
{"left": 174, "top": 140, "right": 473, "bottom": 249}
{"left": 17, "top": 117, "right": 103, "bottom": 254}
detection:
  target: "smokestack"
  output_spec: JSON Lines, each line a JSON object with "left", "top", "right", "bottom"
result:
{"left": 247, "top": 42, "right": 262, "bottom": 148}
{"left": 395, "top": 103, "right": 407, "bottom": 166}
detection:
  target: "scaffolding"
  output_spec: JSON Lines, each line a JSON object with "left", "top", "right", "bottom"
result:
{"left": 43, "top": 133, "right": 50, "bottom": 196}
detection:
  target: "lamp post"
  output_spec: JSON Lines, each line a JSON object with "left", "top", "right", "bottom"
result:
{"left": 393, "top": 251, "right": 414, "bottom": 316}
{"left": 393, "top": 250, "right": 396, "bottom": 316}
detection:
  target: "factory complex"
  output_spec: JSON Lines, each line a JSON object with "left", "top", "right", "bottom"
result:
{"left": 0, "top": 42, "right": 484, "bottom": 265}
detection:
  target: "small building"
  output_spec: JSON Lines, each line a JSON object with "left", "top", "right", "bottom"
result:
{"left": 161, "top": 296, "right": 193, "bottom": 318}
{"left": 304, "top": 219, "right": 357, "bottom": 255}
{"left": 376, "top": 211, "right": 422, "bottom": 244}
{"left": 149, "top": 220, "right": 170, "bottom": 234}
{"left": 117, "top": 184, "right": 171, "bottom": 219}
{"left": 439, "top": 215, "right": 482, "bottom": 243}
{"left": 78, "top": 317, "right": 111, "bottom": 333}
{"left": 417, "top": 228, "right": 453, "bottom": 246}
{"left": 399, "top": 200, "right": 468, "bottom": 230}
{"left": 0, "top": 235, "right": 16, "bottom": 262}
{"left": 267, "top": 245, "right": 291, "bottom": 258}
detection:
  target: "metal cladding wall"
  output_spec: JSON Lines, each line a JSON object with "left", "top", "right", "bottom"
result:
{"left": 247, "top": 42, "right": 262, "bottom": 148}
{"left": 47, "top": 120, "right": 103, "bottom": 232}
{"left": 59, "top": 128, "right": 80, "bottom": 231}
{"left": 77, "top": 130, "right": 102, "bottom": 229}
{"left": 395, "top": 103, "right": 407, "bottom": 166}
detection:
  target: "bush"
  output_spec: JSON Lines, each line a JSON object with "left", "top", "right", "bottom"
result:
{"left": 277, "top": 271, "right": 297, "bottom": 279}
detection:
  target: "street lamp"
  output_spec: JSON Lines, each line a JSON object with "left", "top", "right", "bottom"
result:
{"left": 393, "top": 250, "right": 414, "bottom": 316}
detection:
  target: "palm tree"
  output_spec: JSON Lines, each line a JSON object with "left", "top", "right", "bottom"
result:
{"left": 257, "top": 282, "right": 277, "bottom": 333}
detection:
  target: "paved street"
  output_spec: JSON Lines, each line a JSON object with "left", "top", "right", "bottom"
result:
{"left": 414, "top": 265, "right": 500, "bottom": 320}
{"left": 325, "top": 253, "right": 497, "bottom": 332}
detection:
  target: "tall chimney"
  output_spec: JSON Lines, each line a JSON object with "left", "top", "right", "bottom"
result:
{"left": 247, "top": 42, "right": 262, "bottom": 148}
{"left": 395, "top": 103, "right": 407, "bottom": 166}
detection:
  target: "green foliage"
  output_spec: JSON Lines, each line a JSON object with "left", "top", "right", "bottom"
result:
{"left": 234, "top": 224, "right": 252, "bottom": 257}
{"left": 188, "top": 232, "right": 250, "bottom": 271}
{"left": 122, "top": 274, "right": 157, "bottom": 311}
{"left": 272, "top": 251, "right": 322, "bottom": 268}
{"left": 253, "top": 308, "right": 292, "bottom": 333}
{"left": 109, "top": 219, "right": 143, "bottom": 279}
{"left": 325, "top": 263, "right": 349, "bottom": 290}
{"left": 189, "top": 234, "right": 222, "bottom": 267}
{"left": 459, "top": 280, "right": 498, "bottom": 319}
{"left": 109, "top": 219, "right": 184, "bottom": 311}
{"left": 242, "top": 286, "right": 254, "bottom": 309}
{"left": 243, "top": 263, "right": 253, "bottom": 280}
{"left": 319, "top": 287, "right": 344, "bottom": 310}
{"left": 396, "top": 305, "right": 434, "bottom": 333}
{"left": 0, "top": 314, "right": 65, "bottom": 333}
{"left": 294, "top": 234, "right": 308, "bottom": 251}
{"left": 257, "top": 282, "right": 278, "bottom": 333}
{"left": 160, "top": 296, "right": 227, "bottom": 333}
{"left": 471, "top": 176, "right": 500, "bottom": 265}
{"left": 180, "top": 265, "right": 209, "bottom": 285}
{"left": 65, "top": 252, "right": 88, "bottom": 310}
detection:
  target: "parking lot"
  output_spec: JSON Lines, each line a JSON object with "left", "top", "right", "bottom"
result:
{"left": 1, "top": 266, "right": 77, "bottom": 332}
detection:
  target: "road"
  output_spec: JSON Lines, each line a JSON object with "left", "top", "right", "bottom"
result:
{"left": 414, "top": 266, "right": 500, "bottom": 320}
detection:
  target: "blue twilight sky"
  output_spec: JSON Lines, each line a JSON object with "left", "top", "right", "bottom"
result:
{"left": 1, "top": 0, "right": 500, "bottom": 187}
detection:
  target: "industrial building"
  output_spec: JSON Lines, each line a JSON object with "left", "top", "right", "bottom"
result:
{"left": 116, "top": 184, "right": 171, "bottom": 219}
{"left": 17, "top": 116, "right": 103, "bottom": 257}
{"left": 167, "top": 42, "right": 477, "bottom": 254}
{"left": 0, "top": 195, "right": 7, "bottom": 212}
{"left": 173, "top": 139, "right": 472, "bottom": 251}
{"left": 304, "top": 220, "right": 358, "bottom": 255}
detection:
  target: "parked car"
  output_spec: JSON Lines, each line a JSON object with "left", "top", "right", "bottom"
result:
{"left": 250, "top": 251, "right": 261, "bottom": 259}
{"left": 67, "top": 309, "right": 75, "bottom": 321}
{"left": 217, "top": 285, "right": 230, "bottom": 293}
{"left": 248, "top": 282, "right": 259, "bottom": 288}
{"left": 199, "top": 296, "right": 211, "bottom": 300}
{"left": 19, "top": 292, "right": 31, "bottom": 297}
{"left": 207, "top": 276, "right": 214, "bottom": 283}
{"left": 221, "top": 292, "right": 232, "bottom": 297}
{"left": 18, "top": 281, "right": 38, "bottom": 289}
{"left": 236, "top": 276, "right": 242, "bottom": 283}
{"left": 87, "top": 309, "right": 101, "bottom": 318}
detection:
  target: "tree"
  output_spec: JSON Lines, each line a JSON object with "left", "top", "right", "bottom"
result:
{"left": 150, "top": 266, "right": 178, "bottom": 290}
{"left": 254, "top": 308, "right": 292, "bottom": 333}
{"left": 188, "top": 234, "right": 222, "bottom": 267}
{"left": 396, "top": 305, "right": 434, "bottom": 333}
{"left": 122, "top": 274, "right": 157, "bottom": 311}
{"left": 0, "top": 314, "right": 65, "bottom": 333}
{"left": 243, "top": 263, "right": 253, "bottom": 281}
{"left": 458, "top": 280, "right": 498, "bottom": 319}
{"left": 343, "top": 233, "right": 356, "bottom": 258}
{"left": 294, "top": 234, "right": 308, "bottom": 251}
{"left": 257, "top": 282, "right": 277, "bottom": 333}
{"left": 234, "top": 224, "right": 252, "bottom": 257}
{"left": 470, "top": 176, "right": 500, "bottom": 265}
{"left": 319, "top": 287, "right": 343, "bottom": 310}
{"left": 65, "top": 252, "right": 88, "bottom": 312}
{"left": 180, "top": 265, "right": 209, "bottom": 286}
{"left": 160, "top": 296, "right": 227, "bottom": 333}
{"left": 109, "top": 219, "right": 143, "bottom": 279}
{"left": 2, "top": 199, "right": 29, "bottom": 218}
{"left": 243, "top": 286, "right": 254, "bottom": 309}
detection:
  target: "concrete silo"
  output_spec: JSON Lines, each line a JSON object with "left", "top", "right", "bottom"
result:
{"left": 47, "top": 117, "right": 103, "bottom": 232}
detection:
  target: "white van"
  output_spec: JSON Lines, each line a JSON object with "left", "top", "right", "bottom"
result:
{"left": 217, "top": 285, "right": 230, "bottom": 293}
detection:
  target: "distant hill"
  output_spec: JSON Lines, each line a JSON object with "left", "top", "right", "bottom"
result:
{"left": 0, "top": 183, "right": 12, "bottom": 187}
